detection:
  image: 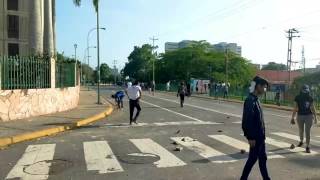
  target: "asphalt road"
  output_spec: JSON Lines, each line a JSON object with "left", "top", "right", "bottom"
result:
{"left": 1, "top": 86, "right": 320, "bottom": 180}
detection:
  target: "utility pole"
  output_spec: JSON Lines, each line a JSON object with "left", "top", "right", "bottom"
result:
{"left": 286, "top": 28, "right": 300, "bottom": 85}
{"left": 224, "top": 48, "right": 228, "bottom": 84}
{"left": 74, "top": 44, "right": 78, "bottom": 85}
{"left": 113, "top": 60, "right": 117, "bottom": 85}
{"left": 301, "top": 45, "right": 306, "bottom": 75}
{"left": 150, "top": 36, "right": 158, "bottom": 94}
{"left": 96, "top": 2, "right": 101, "bottom": 104}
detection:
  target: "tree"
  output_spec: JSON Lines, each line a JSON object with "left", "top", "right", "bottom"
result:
{"left": 291, "top": 71, "right": 320, "bottom": 97}
{"left": 99, "top": 63, "right": 113, "bottom": 83}
{"left": 155, "top": 43, "right": 255, "bottom": 86}
{"left": 262, "top": 62, "right": 287, "bottom": 71}
{"left": 123, "top": 44, "right": 155, "bottom": 82}
{"left": 82, "top": 64, "right": 95, "bottom": 83}
{"left": 73, "top": 0, "right": 99, "bottom": 12}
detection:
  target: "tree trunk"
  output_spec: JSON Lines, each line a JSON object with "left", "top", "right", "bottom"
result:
{"left": 29, "top": 0, "right": 43, "bottom": 55}
{"left": 43, "top": 0, "right": 54, "bottom": 56}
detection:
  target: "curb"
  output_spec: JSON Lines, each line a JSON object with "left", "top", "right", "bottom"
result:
{"left": 0, "top": 101, "right": 114, "bottom": 148}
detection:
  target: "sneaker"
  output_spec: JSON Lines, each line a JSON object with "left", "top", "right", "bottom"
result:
{"left": 297, "top": 142, "right": 303, "bottom": 147}
{"left": 306, "top": 147, "right": 311, "bottom": 153}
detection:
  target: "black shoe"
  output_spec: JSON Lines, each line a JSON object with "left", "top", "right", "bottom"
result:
{"left": 306, "top": 147, "right": 311, "bottom": 153}
{"left": 297, "top": 142, "right": 303, "bottom": 147}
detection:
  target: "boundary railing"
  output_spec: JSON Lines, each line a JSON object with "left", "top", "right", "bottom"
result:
{"left": 0, "top": 56, "right": 51, "bottom": 90}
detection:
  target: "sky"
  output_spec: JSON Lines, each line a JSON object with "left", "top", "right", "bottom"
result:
{"left": 56, "top": 0, "right": 320, "bottom": 70}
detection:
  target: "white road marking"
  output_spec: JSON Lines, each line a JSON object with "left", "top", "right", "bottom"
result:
{"left": 265, "top": 137, "right": 318, "bottom": 156}
{"left": 145, "top": 95, "right": 242, "bottom": 118}
{"left": 83, "top": 141, "right": 123, "bottom": 174}
{"left": 153, "top": 121, "right": 220, "bottom": 126}
{"left": 232, "top": 121, "right": 242, "bottom": 124}
{"left": 149, "top": 94, "right": 293, "bottom": 119}
{"left": 6, "top": 144, "right": 56, "bottom": 180}
{"left": 104, "top": 121, "right": 220, "bottom": 128}
{"left": 265, "top": 113, "right": 291, "bottom": 118}
{"left": 130, "top": 139, "right": 186, "bottom": 168}
{"left": 209, "top": 135, "right": 284, "bottom": 159}
{"left": 271, "top": 132, "right": 320, "bottom": 145}
{"left": 171, "top": 137, "right": 237, "bottom": 163}
{"left": 141, "top": 100, "right": 204, "bottom": 122}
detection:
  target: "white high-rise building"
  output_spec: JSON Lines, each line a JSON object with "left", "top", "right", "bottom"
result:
{"left": 164, "top": 40, "right": 242, "bottom": 56}
{"left": 0, "top": 0, "right": 56, "bottom": 56}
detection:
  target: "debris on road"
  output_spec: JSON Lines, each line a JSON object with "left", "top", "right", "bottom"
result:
{"left": 290, "top": 144, "right": 295, "bottom": 149}
{"left": 240, "top": 149, "right": 246, "bottom": 154}
{"left": 172, "top": 141, "right": 178, "bottom": 145}
{"left": 218, "top": 130, "right": 223, "bottom": 133}
{"left": 176, "top": 130, "right": 181, "bottom": 134}
{"left": 174, "top": 146, "right": 183, "bottom": 151}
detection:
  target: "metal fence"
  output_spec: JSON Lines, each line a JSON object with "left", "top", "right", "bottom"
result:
{"left": 156, "top": 83, "right": 320, "bottom": 110}
{"left": 55, "top": 61, "right": 77, "bottom": 88}
{"left": 0, "top": 56, "right": 51, "bottom": 90}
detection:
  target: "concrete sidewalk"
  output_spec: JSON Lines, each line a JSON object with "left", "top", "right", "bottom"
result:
{"left": 0, "top": 89, "right": 113, "bottom": 148}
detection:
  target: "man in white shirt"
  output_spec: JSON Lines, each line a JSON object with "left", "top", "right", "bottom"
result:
{"left": 125, "top": 81, "right": 142, "bottom": 125}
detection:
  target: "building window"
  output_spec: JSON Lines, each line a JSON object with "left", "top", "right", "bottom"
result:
{"left": 7, "top": 0, "right": 19, "bottom": 11}
{"left": 8, "top": 43, "right": 19, "bottom": 56}
{"left": 7, "top": 15, "right": 19, "bottom": 39}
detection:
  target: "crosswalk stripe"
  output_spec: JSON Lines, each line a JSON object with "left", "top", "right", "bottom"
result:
{"left": 6, "top": 144, "right": 56, "bottom": 180}
{"left": 171, "top": 137, "right": 237, "bottom": 163}
{"left": 265, "top": 137, "right": 318, "bottom": 156}
{"left": 130, "top": 138, "right": 186, "bottom": 168}
{"left": 208, "top": 135, "right": 284, "bottom": 159}
{"left": 83, "top": 141, "right": 123, "bottom": 174}
{"left": 271, "top": 132, "right": 320, "bottom": 145}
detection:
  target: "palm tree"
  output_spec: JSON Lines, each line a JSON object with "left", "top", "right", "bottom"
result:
{"left": 73, "top": 0, "right": 102, "bottom": 104}
{"left": 73, "top": 0, "right": 99, "bottom": 12}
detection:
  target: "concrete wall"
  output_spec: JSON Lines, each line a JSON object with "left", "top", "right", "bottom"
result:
{"left": 0, "top": 86, "right": 80, "bottom": 122}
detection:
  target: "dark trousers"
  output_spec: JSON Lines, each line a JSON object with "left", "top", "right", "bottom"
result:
{"left": 116, "top": 98, "right": 123, "bottom": 109}
{"left": 129, "top": 99, "right": 141, "bottom": 123}
{"left": 179, "top": 94, "right": 185, "bottom": 107}
{"left": 241, "top": 140, "right": 270, "bottom": 180}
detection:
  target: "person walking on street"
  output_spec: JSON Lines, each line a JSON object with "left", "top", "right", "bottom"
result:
{"left": 187, "top": 83, "right": 191, "bottom": 97}
{"left": 177, "top": 82, "right": 187, "bottom": 107}
{"left": 241, "top": 76, "right": 270, "bottom": 180}
{"left": 291, "top": 85, "right": 318, "bottom": 153}
{"left": 125, "top": 81, "right": 142, "bottom": 125}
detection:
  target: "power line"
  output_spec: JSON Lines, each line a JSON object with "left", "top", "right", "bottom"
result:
{"left": 158, "top": 0, "right": 260, "bottom": 37}
{"left": 150, "top": 36, "right": 159, "bottom": 87}
{"left": 286, "top": 28, "right": 300, "bottom": 84}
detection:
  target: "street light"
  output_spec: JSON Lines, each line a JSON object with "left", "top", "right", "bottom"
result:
{"left": 83, "top": 46, "right": 96, "bottom": 90}
{"left": 87, "top": 27, "right": 106, "bottom": 67}
{"left": 86, "top": 26, "right": 106, "bottom": 104}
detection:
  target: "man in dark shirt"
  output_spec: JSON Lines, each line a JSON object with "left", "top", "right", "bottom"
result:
{"left": 241, "top": 76, "right": 270, "bottom": 180}
{"left": 291, "top": 85, "right": 318, "bottom": 153}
